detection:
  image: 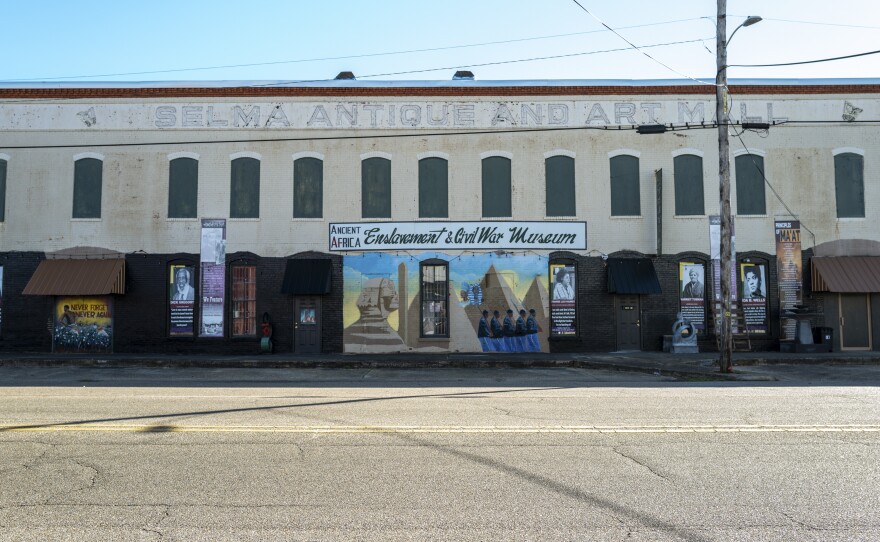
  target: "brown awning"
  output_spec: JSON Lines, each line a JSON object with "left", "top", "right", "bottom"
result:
{"left": 811, "top": 256, "right": 880, "bottom": 293}
{"left": 23, "top": 259, "right": 126, "bottom": 295}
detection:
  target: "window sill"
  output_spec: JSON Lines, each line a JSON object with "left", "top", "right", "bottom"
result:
{"left": 362, "top": 216, "right": 393, "bottom": 221}
{"left": 609, "top": 215, "right": 643, "bottom": 220}
{"left": 837, "top": 217, "right": 866, "bottom": 221}
{"left": 544, "top": 216, "right": 578, "bottom": 220}
{"left": 481, "top": 216, "right": 513, "bottom": 220}
{"left": 71, "top": 218, "right": 102, "bottom": 222}
{"left": 167, "top": 217, "right": 199, "bottom": 222}
{"left": 229, "top": 218, "right": 260, "bottom": 222}
{"left": 414, "top": 217, "right": 450, "bottom": 221}
{"left": 672, "top": 215, "right": 706, "bottom": 219}
{"left": 736, "top": 214, "right": 769, "bottom": 218}
{"left": 291, "top": 217, "right": 324, "bottom": 222}
{"left": 418, "top": 336, "right": 451, "bottom": 341}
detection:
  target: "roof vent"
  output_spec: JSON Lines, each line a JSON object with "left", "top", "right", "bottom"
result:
{"left": 452, "top": 71, "right": 474, "bottom": 80}
{"left": 335, "top": 71, "right": 356, "bottom": 80}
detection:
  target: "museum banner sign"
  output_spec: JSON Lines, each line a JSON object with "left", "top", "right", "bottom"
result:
{"left": 328, "top": 221, "right": 587, "bottom": 252}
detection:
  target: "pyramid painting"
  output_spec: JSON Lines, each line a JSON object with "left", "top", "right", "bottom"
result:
{"left": 344, "top": 252, "right": 551, "bottom": 353}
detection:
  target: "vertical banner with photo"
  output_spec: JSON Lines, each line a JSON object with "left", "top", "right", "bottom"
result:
{"left": 739, "top": 263, "right": 768, "bottom": 334}
{"left": 169, "top": 264, "right": 195, "bottom": 336}
{"left": 549, "top": 263, "right": 576, "bottom": 336}
{"left": 53, "top": 296, "right": 113, "bottom": 353}
{"left": 679, "top": 262, "right": 706, "bottom": 331}
{"left": 199, "top": 218, "right": 227, "bottom": 337}
{"left": 775, "top": 220, "right": 802, "bottom": 341}
{"left": 0, "top": 265, "right": 3, "bottom": 334}
{"left": 709, "top": 215, "right": 737, "bottom": 303}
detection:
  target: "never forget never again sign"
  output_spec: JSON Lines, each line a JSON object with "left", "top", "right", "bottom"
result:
{"left": 329, "top": 221, "right": 587, "bottom": 251}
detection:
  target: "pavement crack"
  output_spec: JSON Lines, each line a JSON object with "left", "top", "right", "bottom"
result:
{"left": 141, "top": 505, "right": 171, "bottom": 541}
{"left": 780, "top": 511, "right": 819, "bottom": 531}
{"left": 68, "top": 459, "right": 99, "bottom": 493}
{"left": 611, "top": 447, "right": 671, "bottom": 483}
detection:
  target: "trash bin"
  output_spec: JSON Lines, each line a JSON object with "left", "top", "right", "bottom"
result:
{"left": 812, "top": 327, "right": 833, "bottom": 352}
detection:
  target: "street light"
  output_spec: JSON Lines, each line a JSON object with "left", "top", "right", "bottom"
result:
{"left": 716, "top": 6, "right": 761, "bottom": 372}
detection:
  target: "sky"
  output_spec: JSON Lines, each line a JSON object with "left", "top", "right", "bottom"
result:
{"left": 1, "top": 0, "right": 879, "bottom": 84}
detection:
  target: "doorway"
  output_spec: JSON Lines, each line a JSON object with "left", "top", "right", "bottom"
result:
{"left": 295, "top": 297, "right": 322, "bottom": 353}
{"left": 616, "top": 295, "right": 641, "bottom": 351}
{"left": 839, "top": 293, "right": 872, "bottom": 350}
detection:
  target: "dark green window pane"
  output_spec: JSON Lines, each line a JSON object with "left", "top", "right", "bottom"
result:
{"left": 168, "top": 158, "right": 198, "bottom": 218}
{"left": 545, "top": 155, "right": 576, "bottom": 217}
{"left": 0, "top": 160, "right": 6, "bottom": 222}
{"left": 835, "top": 153, "right": 865, "bottom": 218}
{"left": 735, "top": 154, "right": 766, "bottom": 215}
{"left": 294, "top": 157, "right": 323, "bottom": 218}
{"left": 230, "top": 157, "right": 260, "bottom": 218}
{"left": 673, "top": 154, "right": 705, "bottom": 216}
{"left": 73, "top": 158, "right": 102, "bottom": 219}
{"left": 362, "top": 157, "right": 391, "bottom": 218}
{"left": 482, "top": 156, "right": 511, "bottom": 217}
{"left": 610, "top": 155, "right": 640, "bottom": 216}
{"left": 419, "top": 158, "right": 448, "bottom": 218}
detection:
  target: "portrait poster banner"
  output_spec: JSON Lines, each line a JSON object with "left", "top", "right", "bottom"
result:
{"left": 549, "top": 263, "right": 576, "bottom": 336}
{"left": 739, "top": 263, "right": 768, "bottom": 334}
{"left": 199, "top": 218, "right": 226, "bottom": 337}
{"left": 53, "top": 296, "right": 113, "bottom": 353}
{"left": 709, "top": 215, "right": 737, "bottom": 303}
{"left": 169, "top": 264, "right": 195, "bottom": 336}
{"left": 775, "top": 220, "right": 802, "bottom": 341}
{"left": 0, "top": 266, "right": 3, "bottom": 333}
{"left": 679, "top": 262, "right": 706, "bottom": 331}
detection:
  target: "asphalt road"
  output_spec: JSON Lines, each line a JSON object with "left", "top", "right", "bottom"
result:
{"left": 1, "top": 366, "right": 879, "bottom": 541}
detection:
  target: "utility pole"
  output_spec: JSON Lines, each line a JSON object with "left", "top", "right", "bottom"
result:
{"left": 716, "top": 0, "right": 733, "bottom": 372}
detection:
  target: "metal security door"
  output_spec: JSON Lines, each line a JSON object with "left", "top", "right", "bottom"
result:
{"left": 294, "top": 297, "right": 321, "bottom": 353}
{"left": 616, "top": 295, "right": 641, "bottom": 351}
{"left": 839, "top": 293, "right": 871, "bottom": 350}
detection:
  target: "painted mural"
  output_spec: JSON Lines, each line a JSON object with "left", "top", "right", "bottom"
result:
{"left": 343, "top": 252, "right": 551, "bottom": 353}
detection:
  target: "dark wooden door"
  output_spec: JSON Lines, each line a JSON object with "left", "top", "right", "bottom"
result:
{"left": 840, "top": 294, "right": 871, "bottom": 350}
{"left": 616, "top": 295, "right": 641, "bottom": 351}
{"left": 295, "top": 297, "right": 321, "bottom": 353}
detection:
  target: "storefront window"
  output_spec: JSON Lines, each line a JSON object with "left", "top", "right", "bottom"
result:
{"left": 420, "top": 261, "right": 448, "bottom": 337}
{"left": 231, "top": 265, "right": 256, "bottom": 336}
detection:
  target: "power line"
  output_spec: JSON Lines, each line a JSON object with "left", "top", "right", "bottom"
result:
{"left": 730, "top": 48, "right": 880, "bottom": 68}
{"left": 569, "top": 0, "right": 718, "bottom": 87}
{"left": 733, "top": 131, "right": 817, "bottom": 247}
{"left": 731, "top": 15, "right": 880, "bottom": 30}
{"left": 0, "top": 17, "right": 712, "bottom": 83}
{"left": 253, "top": 38, "right": 712, "bottom": 87}
{"left": 2, "top": 120, "right": 878, "bottom": 151}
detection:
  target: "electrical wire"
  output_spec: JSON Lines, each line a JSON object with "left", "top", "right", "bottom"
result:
{"left": 730, "top": 49, "right": 880, "bottom": 68}
{"left": 252, "top": 38, "right": 712, "bottom": 87}
{"left": 733, "top": 130, "right": 817, "bottom": 248}
{"left": 2, "top": 120, "right": 878, "bottom": 151}
{"left": 0, "top": 17, "right": 714, "bottom": 83}
{"left": 569, "top": 0, "right": 719, "bottom": 87}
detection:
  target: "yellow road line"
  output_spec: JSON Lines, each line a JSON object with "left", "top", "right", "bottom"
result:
{"left": 1, "top": 424, "right": 880, "bottom": 434}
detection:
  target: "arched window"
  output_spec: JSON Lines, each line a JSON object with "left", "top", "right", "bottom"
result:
{"left": 609, "top": 153, "right": 640, "bottom": 216}
{"left": 834, "top": 151, "right": 865, "bottom": 218}
{"left": 362, "top": 157, "right": 391, "bottom": 218}
{"left": 73, "top": 155, "right": 103, "bottom": 219}
{"left": 168, "top": 156, "right": 198, "bottom": 218}
{"left": 230, "top": 156, "right": 260, "bottom": 218}
{"left": 673, "top": 153, "right": 704, "bottom": 215}
{"left": 419, "top": 157, "right": 448, "bottom": 218}
{"left": 735, "top": 153, "right": 766, "bottom": 215}
{"left": 545, "top": 154, "right": 576, "bottom": 217}
{"left": 482, "top": 155, "right": 512, "bottom": 217}
{"left": 294, "top": 157, "right": 323, "bottom": 218}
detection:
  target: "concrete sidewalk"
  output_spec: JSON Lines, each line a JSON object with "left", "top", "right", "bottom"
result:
{"left": 2, "top": 349, "right": 879, "bottom": 381}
